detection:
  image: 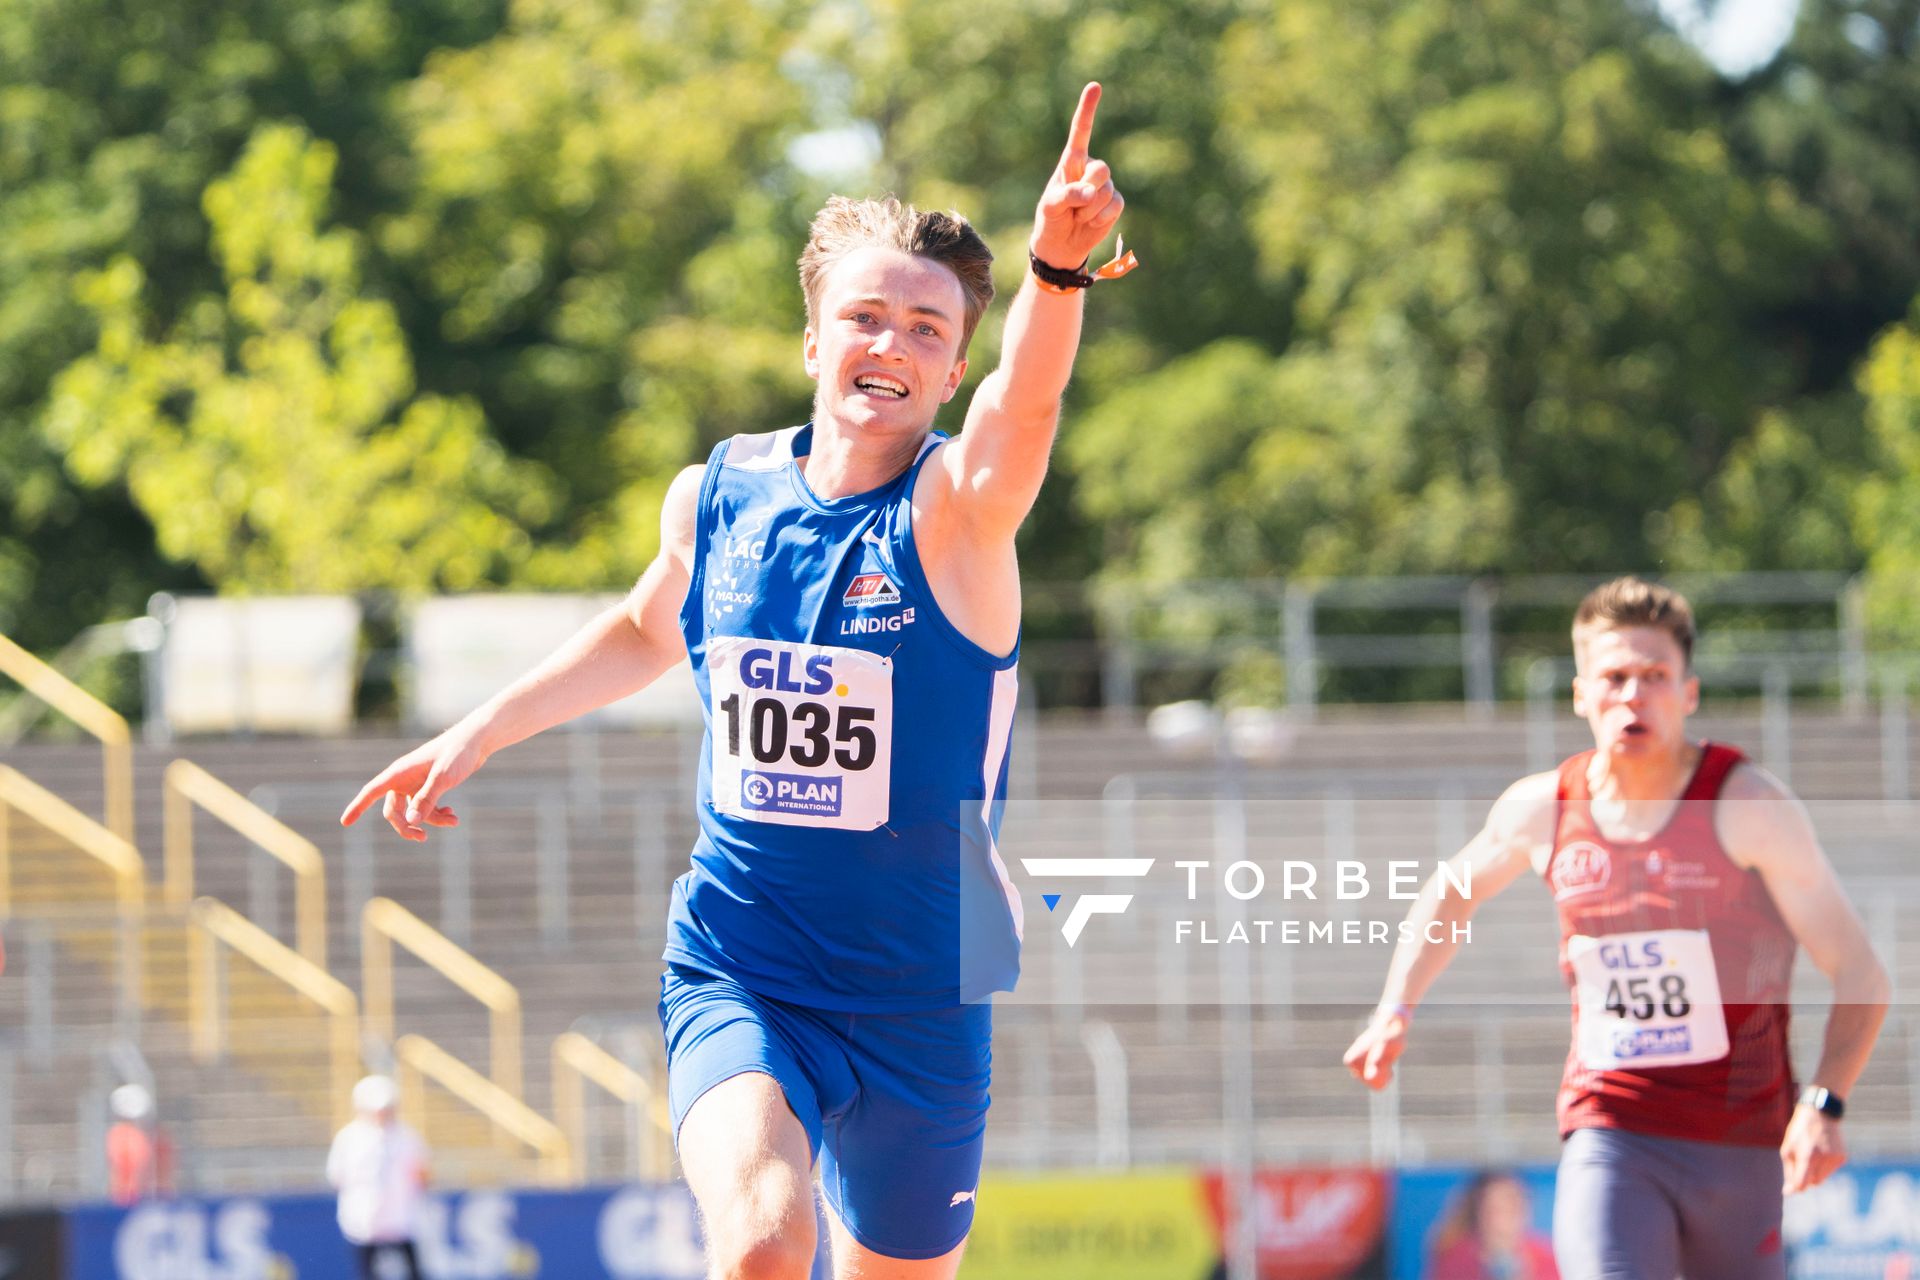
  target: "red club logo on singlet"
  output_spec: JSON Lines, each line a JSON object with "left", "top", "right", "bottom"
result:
{"left": 1551, "top": 841, "right": 1613, "bottom": 900}
{"left": 843, "top": 573, "right": 902, "bottom": 609}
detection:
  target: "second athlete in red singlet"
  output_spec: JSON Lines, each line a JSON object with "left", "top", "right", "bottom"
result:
{"left": 1344, "top": 577, "right": 1889, "bottom": 1280}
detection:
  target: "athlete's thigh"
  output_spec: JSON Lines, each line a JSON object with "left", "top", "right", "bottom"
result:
{"left": 818, "top": 1003, "right": 991, "bottom": 1270}
{"left": 660, "top": 967, "right": 848, "bottom": 1274}
{"left": 1553, "top": 1129, "right": 1682, "bottom": 1280}
{"left": 824, "top": 1206, "right": 966, "bottom": 1280}
{"left": 678, "top": 1074, "right": 816, "bottom": 1262}
{"left": 1674, "top": 1143, "right": 1786, "bottom": 1280}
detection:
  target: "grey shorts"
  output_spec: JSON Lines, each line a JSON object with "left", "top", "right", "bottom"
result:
{"left": 1554, "top": 1127, "right": 1786, "bottom": 1280}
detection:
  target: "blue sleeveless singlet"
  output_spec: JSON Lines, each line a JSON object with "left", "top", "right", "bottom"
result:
{"left": 664, "top": 424, "right": 1024, "bottom": 1011}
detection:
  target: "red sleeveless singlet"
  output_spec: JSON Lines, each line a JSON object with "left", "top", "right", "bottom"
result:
{"left": 1544, "top": 742, "right": 1796, "bottom": 1146}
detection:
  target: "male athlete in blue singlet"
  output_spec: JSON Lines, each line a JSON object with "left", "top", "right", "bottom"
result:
{"left": 344, "top": 84, "right": 1131, "bottom": 1279}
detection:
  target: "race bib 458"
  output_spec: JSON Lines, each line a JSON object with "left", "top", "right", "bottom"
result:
{"left": 1569, "top": 928, "right": 1730, "bottom": 1070}
{"left": 707, "top": 636, "right": 892, "bottom": 831}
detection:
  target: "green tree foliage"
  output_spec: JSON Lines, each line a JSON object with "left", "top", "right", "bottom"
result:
{"left": 1069, "top": 0, "right": 1827, "bottom": 584}
{"left": 1659, "top": 394, "right": 1870, "bottom": 573}
{"left": 1619, "top": 0, "right": 1920, "bottom": 593}
{"left": 0, "top": 0, "right": 504, "bottom": 641}
{"left": 44, "top": 126, "right": 551, "bottom": 592}
{"left": 1856, "top": 305, "right": 1920, "bottom": 637}
{"left": 383, "top": 0, "right": 814, "bottom": 585}
{"left": 1737, "top": 0, "right": 1920, "bottom": 385}
{"left": 5, "top": 0, "right": 1920, "bottom": 674}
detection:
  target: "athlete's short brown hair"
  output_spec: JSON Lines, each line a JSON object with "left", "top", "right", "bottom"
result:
{"left": 1572, "top": 576, "right": 1696, "bottom": 666}
{"left": 798, "top": 195, "right": 995, "bottom": 352}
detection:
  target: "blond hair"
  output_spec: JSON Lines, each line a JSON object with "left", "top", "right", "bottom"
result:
{"left": 798, "top": 196, "right": 995, "bottom": 352}
{"left": 1572, "top": 576, "right": 1696, "bottom": 666}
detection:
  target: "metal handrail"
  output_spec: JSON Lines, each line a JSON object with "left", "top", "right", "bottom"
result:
{"left": 552, "top": 1031, "right": 673, "bottom": 1183}
{"left": 361, "top": 898, "right": 522, "bottom": 1104}
{"left": 394, "top": 1033, "right": 568, "bottom": 1183}
{"left": 0, "top": 769, "right": 146, "bottom": 1019}
{"left": 188, "top": 897, "right": 359, "bottom": 1130}
{"left": 0, "top": 766, "right": 145, "bottom": 916}
{"left": 163, "top": 760, "right": 327, "bottom": 969}
{"left": 0, "top": 631, "right": 133, "bottom": 842}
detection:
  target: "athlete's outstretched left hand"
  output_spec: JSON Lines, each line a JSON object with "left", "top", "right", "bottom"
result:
{"left": 1780, "top": 1104, "right": 1847, "bottom": 1194}
{"left": 1030, "top": 83, "right": 1125, "bottom": 272}
{"left": 1342, "top": 1008, "right": 1410, "bottom": 1091}
{"left": 339, "top": 723, "right": 488, "bottom": 842}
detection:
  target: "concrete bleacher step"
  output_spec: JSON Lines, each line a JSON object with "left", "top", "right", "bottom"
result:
{"left": 6, "top": 702, "right": 1920, "bottom": 1198}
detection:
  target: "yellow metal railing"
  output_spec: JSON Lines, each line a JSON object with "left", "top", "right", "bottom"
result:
{"left": 164, "top": 760, "right": 327, "bottom": 969}
{"left": 188, "top": 897, "right": 360, "bottom": 1130}
{"left": 0, "top": 766, "right": 147, "bottom": 1010}
{"left": 0, "top": 631, "right": 133, "bottom": 843}
{"left": 552, "top": 1032, "right": 674, "bottom": 1183}
{"left": 362, "top": 898, "right": 522, "bottom": 1105}
{"left": 395, "top": 1034, "right": 569, "bottom": 1183}
{"left": 0, "top": 765, "right": 145, "bottom": 917}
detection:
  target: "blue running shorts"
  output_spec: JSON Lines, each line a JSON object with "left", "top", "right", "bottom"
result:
{"left": 658, "top": 964, "right": 993, "bottom": 1261}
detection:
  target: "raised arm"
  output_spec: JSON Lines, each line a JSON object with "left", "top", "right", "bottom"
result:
{"left": 1343, "top": 771, "right": 1558, "bottom": 1088}
{"left": 340, "top": 463, "right": 705, "bottom": 840}
{"left": 935, "top": 82, "right": 1126, "bottom": 541}
{"left": 1719, "top": 764, "right": 1890, "bottom": 1193}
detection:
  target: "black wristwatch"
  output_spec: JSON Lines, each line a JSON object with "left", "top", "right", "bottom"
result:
{"left": 1799, "top": 1085, "right": 1846, "bottom": 1120}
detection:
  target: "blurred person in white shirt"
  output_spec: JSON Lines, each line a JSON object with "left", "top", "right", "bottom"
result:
{"left": 327, "top": 1075, "right": 430, "bottom": 1280}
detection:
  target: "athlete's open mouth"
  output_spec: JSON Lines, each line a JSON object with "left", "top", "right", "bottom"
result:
{"left": 854, "top": 375, "right": 909, "bottom": 399}
{"left": 1622, "top": 723, "right": 1649, "bottom": 736}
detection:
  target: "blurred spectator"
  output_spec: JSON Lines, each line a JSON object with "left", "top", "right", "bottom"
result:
{"left": 327, "top": 1075, "right": 431, "bottom": 1280}
{"left": 106, "top": 1084, "right": 175, "bottom": 1205}
{"left": 1427, "top": 1171, "right": 1558, "bottom": 1280}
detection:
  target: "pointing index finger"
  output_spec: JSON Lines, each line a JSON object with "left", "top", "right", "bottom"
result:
{"left": 1061, "top": 82, "right": 1102, "bottom": 175}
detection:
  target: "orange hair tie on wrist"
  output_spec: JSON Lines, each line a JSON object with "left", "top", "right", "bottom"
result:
{"left": 1092, "top": 234, "right": 1139, "bottom": 282}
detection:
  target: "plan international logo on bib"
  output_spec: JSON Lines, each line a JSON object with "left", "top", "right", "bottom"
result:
{"left": 1611, "top": 1025, "right": 1693, "bottom": 1059}
{"left": 741, "top": 770, "right": 843, "bottom": 817}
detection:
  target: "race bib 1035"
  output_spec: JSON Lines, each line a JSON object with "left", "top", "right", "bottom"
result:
{"left": 1568, "top": 928, "right": 1730, "bottom": 1070}
{"left": 707, "top": 636, "right": 892, "bottom": 831}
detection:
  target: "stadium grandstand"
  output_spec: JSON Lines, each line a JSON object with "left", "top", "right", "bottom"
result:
{"left": 1, "top": 581, "right": 1915, "bottom": 1277}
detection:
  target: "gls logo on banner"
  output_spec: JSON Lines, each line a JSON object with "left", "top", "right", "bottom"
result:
{"left": 1019, "top": 857, "right": 1155, "bottom": 946}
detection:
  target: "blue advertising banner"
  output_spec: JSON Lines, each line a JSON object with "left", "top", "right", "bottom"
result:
{"left": 66, "top": 1184, "right": 724, "bottom": 1280}
{"left": 1783, "top": 1162, "right": 1920, "bottom": 1279}
{"left": 57, "top": 1161, "right": 1920, "bottom": 1279}
{"left": 1389, "top": 1160, "right": 1920, "bottom": 1280}
{"left": 1388, "top": 1167, "right": 1559, "bottom": 1280}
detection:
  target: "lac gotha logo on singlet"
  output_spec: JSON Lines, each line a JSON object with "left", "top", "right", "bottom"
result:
{"left": 1551, "top": 841, "right": 1613, "bottom": 900}
{"left": 710, "top": 509, "right": 772, "bottom": 620}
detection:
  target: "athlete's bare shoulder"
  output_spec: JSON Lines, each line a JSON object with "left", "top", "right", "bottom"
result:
{"left": 659, "top": 463, "right": 706, "bottom": 573}
{"left": 1485, "top": 769, "right": 1561, "bottom": 876}
{"left": 1715, "top": 758, "right": 1817, "bottom": 872}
